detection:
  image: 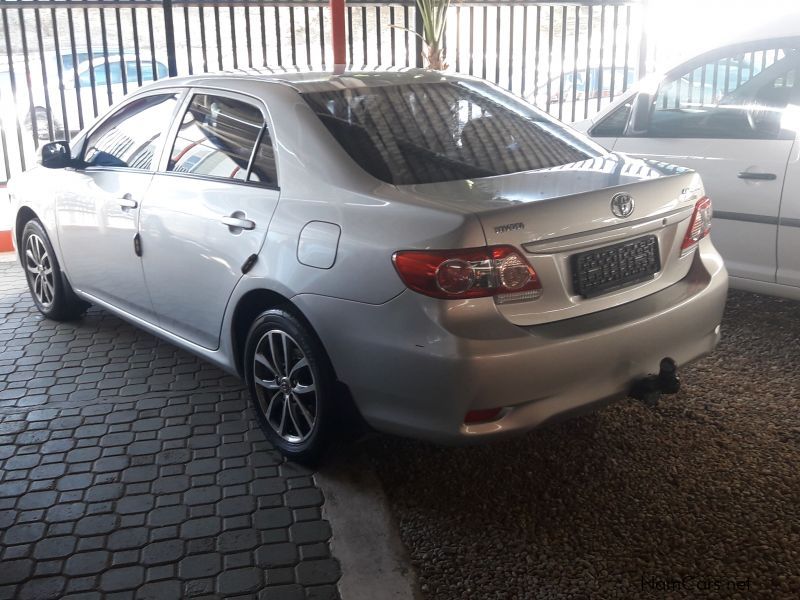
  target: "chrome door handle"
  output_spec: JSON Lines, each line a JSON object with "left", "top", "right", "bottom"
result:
{"left": 221, "top": 215, "right": 256, "bottom": 230}
{"left": 738, "top": 172, "right": 777, "bottom": 181}
{"left": 118, "top": 196, "right": 138, "bottom": 209}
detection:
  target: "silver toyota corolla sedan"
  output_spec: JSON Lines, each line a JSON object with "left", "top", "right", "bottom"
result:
{"left": 9, "top": 70, "right": 728, "bottom": 461}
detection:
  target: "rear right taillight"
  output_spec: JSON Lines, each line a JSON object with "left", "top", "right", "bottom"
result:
{"left": 392, "top": 245, "right": 542, "bottom": 304}
{"left": 681, "top": 196, "right": 712, "bottom": 256}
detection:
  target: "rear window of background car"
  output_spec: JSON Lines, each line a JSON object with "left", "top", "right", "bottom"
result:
{"left": 302, "top": 81, "right": 601, "bottom": 185}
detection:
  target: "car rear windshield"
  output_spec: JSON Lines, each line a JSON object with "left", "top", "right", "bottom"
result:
{"left": 301, "top": 80, "right": 600, "bottom": 185}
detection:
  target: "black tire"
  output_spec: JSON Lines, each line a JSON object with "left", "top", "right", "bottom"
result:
{"left": 21, "top": 219, "right": 89, "bottom": 321}
{"left": 244, "top": 308, "right": 336, "bottom": 464}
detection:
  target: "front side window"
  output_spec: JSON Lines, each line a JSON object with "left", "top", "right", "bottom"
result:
{"left": 645, "top": 43, "right": 800, "bottom": 139}
{"left": 83, "top": 93, "right": 179, "bottom": 170}
{"left": 168, "top": 94, "right": 276, "bottom": 185}
{"left": 302, "top": 81, "right": 600, "bottom": 185}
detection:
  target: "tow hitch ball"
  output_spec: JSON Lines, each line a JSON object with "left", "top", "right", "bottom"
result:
{"left": 630, "top": 357, "right": 681, "bottom": 408}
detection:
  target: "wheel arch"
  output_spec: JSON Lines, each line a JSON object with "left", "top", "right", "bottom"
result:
{"left": 230, "top": 288, "right": 332, "bottom": 379}
{"left": 15, "top": 205, "right": 39, "bottom": 254}
{"left": 230, "top": 286, "right": 367, "bottom": 437}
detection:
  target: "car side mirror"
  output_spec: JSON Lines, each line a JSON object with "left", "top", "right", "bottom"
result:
{"left": 39, "top": 141, "right": 72, "bottom": 169}
{"left": 627, "top": 93, "right": 653, "bottom": 136}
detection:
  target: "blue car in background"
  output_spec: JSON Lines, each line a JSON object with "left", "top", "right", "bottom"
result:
{"left": 4, "top": 52, "right": 168, "bottom": 140}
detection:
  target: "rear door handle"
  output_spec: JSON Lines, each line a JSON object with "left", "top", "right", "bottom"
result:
{"left": 221, "top": 215, "right": 256, "bottom": 231}
{"left": 738, "top": 171, "right": 777, "bottom": 181}
{"left": 118, "top": 195, "right": 138, "bottom": 209}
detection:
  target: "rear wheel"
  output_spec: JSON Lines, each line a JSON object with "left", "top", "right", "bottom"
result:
{"left": 244, "top": 309, "right": 335, "bottom": 464}
{"left": 21, "top": 219, "right": 89, "bottom": 321}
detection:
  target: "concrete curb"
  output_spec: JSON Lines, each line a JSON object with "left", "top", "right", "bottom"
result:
{"left": 317, "top": 442, "right": 422, "bottom": 600}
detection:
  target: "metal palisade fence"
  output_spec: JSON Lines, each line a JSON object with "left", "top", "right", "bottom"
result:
{"left": 0, "top": 0, "right": 648, "bottom": 180}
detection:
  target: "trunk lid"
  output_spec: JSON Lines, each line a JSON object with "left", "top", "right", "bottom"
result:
{"left": 399, "top": 153, "right": 706, "bottom": 326}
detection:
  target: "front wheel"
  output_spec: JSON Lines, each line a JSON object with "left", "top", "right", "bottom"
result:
{"left": 21, "top": 219, "right": 89, "bottom": 321}
{"left": 244, "top": 309, "right": 336, "bottom": 464}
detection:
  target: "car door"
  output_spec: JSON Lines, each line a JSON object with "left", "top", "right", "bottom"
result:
{"left": 777, "top": 132, "right": 800, "bottom": 290}
{"left": 593, "top": 40, "right": 800, "bottom": 284}
{"left": 138, "top": 89, "right": 280, "bottom": 349}
{"left": 55, "top": 91, "right": 182, "bottom": 318}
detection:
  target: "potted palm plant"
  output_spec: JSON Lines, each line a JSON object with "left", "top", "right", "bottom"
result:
{"left": 416, "top": 0, "right": 451, "bottom": 70}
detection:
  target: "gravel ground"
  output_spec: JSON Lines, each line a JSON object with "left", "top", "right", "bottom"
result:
{"left": 362, "top": 290, "right": 800, "bottom": 600}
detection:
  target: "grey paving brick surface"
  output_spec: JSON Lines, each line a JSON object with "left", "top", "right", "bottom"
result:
{"left": 0, "top": 261, "right": 340, "bottom": 600}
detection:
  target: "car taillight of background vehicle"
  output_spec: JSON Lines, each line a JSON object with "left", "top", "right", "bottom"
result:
{"left": 392, "top": 245, "right": 542, "bottom": 304}
{"left": 681, "top": 196, "right": 713, "bottom": 256}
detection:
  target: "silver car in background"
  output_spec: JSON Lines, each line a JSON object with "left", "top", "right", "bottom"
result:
{"left": 8, "top": 70, "right": 728, "bottom": 461}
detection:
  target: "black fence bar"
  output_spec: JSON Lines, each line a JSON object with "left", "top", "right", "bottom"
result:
{"left": 480, "top": 6, "right": 487, "bottom": 79}
{"left": 2, "top": 9, "right": 27, "bottom": 173}
{"left": 17, "top": 7, "right": 39, "bottom": 142}
{"left": 163, "top": 0, "right": 178, "bottom": 76}
{"left": 0, "top": 0, "right": 647, "bottom": 183}
{"left": 414, "top": 4, "right": 423, "bottom": 68}
{"left": 50, "top": 7, "right": 70, "bottom": 134}
{"left": 571, "top": 5, "right": 580, "bottom": 122}
{"left": 557, "top": 5, "right": 567, "bottom": 120}
{"left": 33, "top": 8, "right": 55, "bottom": 141}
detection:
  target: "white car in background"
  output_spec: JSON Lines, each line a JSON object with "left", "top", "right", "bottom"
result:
{"left": 576, "top": 17, "right": 800, "bottom": 300}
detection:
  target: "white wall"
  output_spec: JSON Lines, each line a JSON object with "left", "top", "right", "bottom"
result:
{"left": 645, "top": 0, "right": 800, "bottom": 72}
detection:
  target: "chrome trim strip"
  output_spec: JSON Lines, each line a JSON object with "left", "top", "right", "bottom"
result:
{"left": 713, "top": 211, "right": 778, "bottom": 226}
{"left": 713, "top": 212, "right": 800, "bottom": 228}
{"left": 779, "top": 217, "right": 800, "bottom": 228}
{"left": 522, "top": 206, "right": 691, "bottom": 253}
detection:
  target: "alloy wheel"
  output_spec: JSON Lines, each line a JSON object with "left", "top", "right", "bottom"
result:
{"left": 252, "top": 329, "right": 318, "bottom": 444}
{"left": 25, "top": 233, "right": 55, "bottom": 309}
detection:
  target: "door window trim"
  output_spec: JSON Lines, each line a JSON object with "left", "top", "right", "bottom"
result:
{"left": 156, "top": 87, "right": 281, "bottom": 191}
{"left": 74, "top": 87, "right": 188, "bottom": 174}
{"left": 588, "top": 93, "right": 635, "bottom": 138}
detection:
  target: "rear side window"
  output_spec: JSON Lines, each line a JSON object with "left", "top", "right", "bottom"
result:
{"left": 168, "top": 94, "right": 277, "bottom": 186}
{"left": 83, "top": 93, "right": 179, "bottom": 170}
{"left": 590, "top": 99, "right": 633, "bottom": 137}
{"left": 302, "top": 81, "right": 599, "bottom": 185}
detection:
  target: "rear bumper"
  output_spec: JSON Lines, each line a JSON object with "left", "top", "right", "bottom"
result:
{"left": 294, "top": 239, "right": 728, "bottom": 443}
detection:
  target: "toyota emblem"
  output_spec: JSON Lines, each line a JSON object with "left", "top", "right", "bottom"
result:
{"left": 611, "top": 193, "right": 635, "bottom": 218}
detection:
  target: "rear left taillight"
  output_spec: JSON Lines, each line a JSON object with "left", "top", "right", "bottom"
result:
{"left": 392, "top": 245, "right": 542, "bottom": 304}
{"left": 681, "top": 196, "right": 712, "bottom": 256}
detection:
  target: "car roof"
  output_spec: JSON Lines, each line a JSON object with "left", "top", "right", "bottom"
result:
{"left": 145, "top": 67, "right": 473, "bottom": 93}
